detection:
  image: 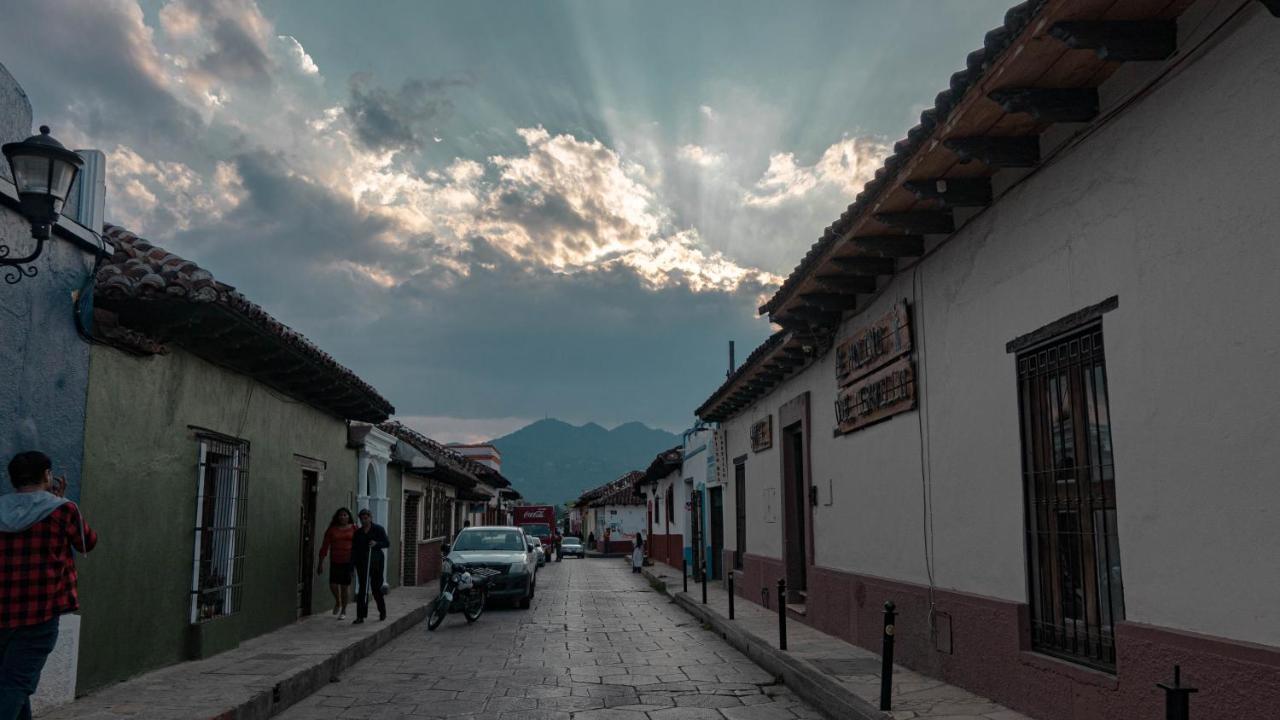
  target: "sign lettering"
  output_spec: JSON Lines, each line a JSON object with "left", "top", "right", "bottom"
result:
{"left": 835, "top": 357, "right": 916, "bottom": 434}
{"left": 750, "top": 415, "right": 773, "bottom": 453}
{"left": 835, "top": 301, "right": 912, "bottom": 386}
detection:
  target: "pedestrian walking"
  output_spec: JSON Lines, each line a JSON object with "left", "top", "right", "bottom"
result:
{"left": 631, "top": 533, "right": 644, "bottom": 573}
{"left": 587, "top": 530, "right": 595, "bottom": 550}
{"left": 352, "top": 509, "right": 390, "bottom": 624}
{"left": 603, "top": 528, "right": 612, "bottom": 552}
{"left": 316, "top": 508, "right": 355, "bottom": 620}
{"left": 1, "top": 451, "right": 97, "bottom": 720}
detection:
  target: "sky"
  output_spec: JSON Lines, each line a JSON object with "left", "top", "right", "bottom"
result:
{"left": 0, "top": 0, "right": 1011, "bottom": 442}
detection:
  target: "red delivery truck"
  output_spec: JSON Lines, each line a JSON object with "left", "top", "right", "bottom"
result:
{"left": 513, "top": 505, "right": 561, "bottom": 561}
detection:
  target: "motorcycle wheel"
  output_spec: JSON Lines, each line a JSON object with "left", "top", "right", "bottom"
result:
{"left": 426, "top": 596, "right": 448, "bottom": 631}
{"left": 463, "top": 589, "right": 486, "bottom": 623}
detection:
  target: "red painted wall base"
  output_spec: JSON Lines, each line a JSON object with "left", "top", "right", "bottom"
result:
{"left": 728, "top": 553, "right": 1280, "bottom": 720}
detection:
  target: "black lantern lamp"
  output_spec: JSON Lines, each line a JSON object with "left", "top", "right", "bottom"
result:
{"left": 2, "top": 126, "right": 84, "bottom": 282}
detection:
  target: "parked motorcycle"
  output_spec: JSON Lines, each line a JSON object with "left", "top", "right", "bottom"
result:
{"left": 426, "top": 561, "right": 497, "bottom": 631}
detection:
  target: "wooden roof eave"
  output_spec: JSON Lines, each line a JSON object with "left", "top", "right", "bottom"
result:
{"left": 767, "top": 0, "right": 1195, "bottom": 326}
{"left": 700, "top": 333, "right": 820, "bottom": 422}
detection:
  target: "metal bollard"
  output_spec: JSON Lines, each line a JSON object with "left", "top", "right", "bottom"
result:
{"left": 701, "top": 562, "right": 708, "bottom": 604}
{"left": 880, "top": 600, "right": 896, "bottom": 711}
{"left": 1157, "top": 665, "right": 1197, "bottom": 720}
{"left": 728, "top": 571, "right": 735, "bottom": 619}
{"left": 777, "top": 578, "right": 788, "bottom": 650}
{"left": 683, "top": 556, "right": 688, "bottom": 594}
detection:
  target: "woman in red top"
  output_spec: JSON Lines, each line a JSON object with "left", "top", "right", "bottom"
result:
{"left": 317, "top": 508, "right": 355, "bottom": 619}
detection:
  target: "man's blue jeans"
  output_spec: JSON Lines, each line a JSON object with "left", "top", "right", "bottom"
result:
{"left": 0, "top": 617, "right": 59, "bottom": 720}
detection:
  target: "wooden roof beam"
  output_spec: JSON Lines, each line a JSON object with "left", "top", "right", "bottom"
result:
{"left": 944, "top": 136, "right": 1040, "bottom": 168}
{"left": 874, "top": 211, "right": 955, "bottom": 235}
{"left": 1048, "top": 21, "right": 1176, "bottom": 62}
{"left": 814, "top": 275, "right": 876, "bottom": 296}
{"left": 903, "top": 177, "right": 993, "bottom": 208}
{"left": 988, "top": 87, "right": 1099, "bottom": 123}
{"left": 826, "top": 256, "right": 897, "bottom": 276}
{"left": 799, "top": 293, "right": 859, "bottom": 312}
{"left": 848, "top": 235, "right": 925, "bottom": 258}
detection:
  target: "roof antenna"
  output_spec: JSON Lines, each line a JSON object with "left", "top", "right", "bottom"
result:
{"left": 727, "top": 340, "right": 735, "bottom": 378}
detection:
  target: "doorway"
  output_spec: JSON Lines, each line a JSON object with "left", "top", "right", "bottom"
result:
{"left": 709, "top": 487, "right": 724, "bottom": 581}
{"left": 297, "top": 469, "right": 318, "bottom": 616}
{"left": 403, "top": 492, "right": 421, "bottom": 586}
{"left": 687, "top": 482, "right": 703, "bottom": 579}
{"left": 734, "top": 459, "right": 746, "bottom": 570}
{"left": 780, "top": 391, "right": 812, "bottom": 606}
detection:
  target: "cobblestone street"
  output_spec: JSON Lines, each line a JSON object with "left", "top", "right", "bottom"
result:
{"left": 279, "top": 559, "right": 823, "bottom": 720}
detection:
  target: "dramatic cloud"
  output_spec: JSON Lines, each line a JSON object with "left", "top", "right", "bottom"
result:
{"left": 743, "top": 135, "right": 889, "bottom": 208}
{"left": 2, "top": 0, "right": 955, "bottom": 431}
{"left": 344, "top": 74, "right": 468, "bottom": 153}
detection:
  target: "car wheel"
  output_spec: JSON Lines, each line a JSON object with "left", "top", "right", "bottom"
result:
{"left": 519, "top": 579, "right": 533, "bottom": 609}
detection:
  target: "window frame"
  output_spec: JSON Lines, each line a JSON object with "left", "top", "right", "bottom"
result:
{"left": 189, "top": 433, "right": 250, "bottom": 624}
{"left": 1016, "top": 323, "right": 1124, "bottom": 670}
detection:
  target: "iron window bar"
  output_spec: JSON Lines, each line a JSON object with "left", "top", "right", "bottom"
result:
{"left": 190, "top": 435, "right": 250, "bottom": 624}
{"left": 1017, "top": 325, "right": 1124, "bottom": 671}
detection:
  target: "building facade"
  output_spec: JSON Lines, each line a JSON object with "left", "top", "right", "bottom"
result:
{"left": 696, "top": 3, "right": 1280, "bottom": 719}
{"left": 1, "top": 61, "right": 107, "bottom": 713}
{"left": 77, "top": 226, "right": 393, "bottom": 693}
{"left": 637, "top": 448, "right": 685, "bottom": 568}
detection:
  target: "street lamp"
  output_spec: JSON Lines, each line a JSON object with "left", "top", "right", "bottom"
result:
{"left": 2, "top": 126, "right": 84, "bottom": 283}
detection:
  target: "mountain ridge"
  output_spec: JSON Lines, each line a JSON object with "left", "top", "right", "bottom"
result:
{"left": 491, "top": 419, "right": 680, "bottom": 505}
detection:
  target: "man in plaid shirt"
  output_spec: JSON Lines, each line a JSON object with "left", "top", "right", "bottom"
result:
{"left": 0, "top": 451, "right": 97, "bottom": 720}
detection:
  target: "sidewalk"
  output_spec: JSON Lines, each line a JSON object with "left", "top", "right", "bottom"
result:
{"left": 39, "top": 587, "right": 434, "bottom": 720}
{"left": 641, "top": 560, "right": 1032, "bottom": 720}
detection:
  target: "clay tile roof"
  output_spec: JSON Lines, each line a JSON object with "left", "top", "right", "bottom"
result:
{"left": 579, "top": 471, "right": 646, "bottom": 507}
{"left": 95, "top": 224, "right": 394, "bottom": 422}
{"left": 642, "top": 446, "right": 684, "bottom": 483}
{"left": 694, "top": 329, "right": 788, "bottom": 419}
{"left": 759, "top": 0, "right": 1046, "bottom": 317}
{"left": 379, "top": 421, "right": 497, "bottom": 490}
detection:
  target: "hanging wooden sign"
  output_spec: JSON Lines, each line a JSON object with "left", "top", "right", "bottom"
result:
{"left": 835, "top": 301, "right": 912, "bottom": 386}
{"left": 750, "top": 415, "right": 773, "bottom": 452}
{"left": 835, "top": 356, "right": 916, "bottom": 434}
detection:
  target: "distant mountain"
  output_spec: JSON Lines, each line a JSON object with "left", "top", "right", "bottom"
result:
{"left": 491, "top": 419, "right": 680, "bottom": 505}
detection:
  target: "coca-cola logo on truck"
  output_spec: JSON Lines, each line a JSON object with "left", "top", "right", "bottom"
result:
{"left": 517, "top": 507, "right": 550, "bottom": 520}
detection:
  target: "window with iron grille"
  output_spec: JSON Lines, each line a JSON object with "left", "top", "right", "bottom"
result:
{"left": 428, "top": 484, "right": 449, "bottom": 540}
{"left": 1017, "top": 325, "right": 1124, "bottom": 670}
{"left": 190, "top": 435, "right": 249, "bottom": 624}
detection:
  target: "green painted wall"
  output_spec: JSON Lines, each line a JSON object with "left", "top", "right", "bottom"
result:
{"left": 77, "top": 345, "right": 361, "bottom": 693}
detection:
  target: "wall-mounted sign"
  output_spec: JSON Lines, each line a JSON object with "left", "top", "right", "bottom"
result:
{"left": 750, "top": 415, "right": 773, "bottom": 452}
{"left": 835, "top": 301, "right": 912, "bottom": 386}
{"left": 711, "top": 429, "right": 728, "bottom": 486}
{"left": 835, "top": 356, "right": 916, "bottom": 434}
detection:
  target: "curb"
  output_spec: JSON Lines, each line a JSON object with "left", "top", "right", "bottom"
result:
{"left": 641, "top": 566, "right": 888, "bottom": 720}
{"left": 224, "top": 601, "right": 431, "bottom": 720}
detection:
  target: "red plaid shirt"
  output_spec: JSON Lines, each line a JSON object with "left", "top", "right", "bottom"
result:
{"left": 0, "top": 502, "right": 97, "bottom": 628}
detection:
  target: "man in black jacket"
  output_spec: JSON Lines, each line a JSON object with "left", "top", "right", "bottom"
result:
{"left": 352, "top": 509, "right": 390, "bottom": 624}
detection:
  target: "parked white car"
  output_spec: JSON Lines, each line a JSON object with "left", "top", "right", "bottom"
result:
{"left": 442, "top": 526, "right": 539, "bottom": 608}
{"left": 530, "top": 536, "right": 547, "bottom": 566}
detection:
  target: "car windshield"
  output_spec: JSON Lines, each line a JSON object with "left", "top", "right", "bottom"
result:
{"left": 521, "top": 523, "right": 551, "bottom": 537}
{"left": 531, "top": 537, "right": 542, "bottom": 546}
{"left": 452, "top": 529, "right": 526, "bottom": 552}
{"left": 563, "top": 537, "right": 581, "bottom": 544}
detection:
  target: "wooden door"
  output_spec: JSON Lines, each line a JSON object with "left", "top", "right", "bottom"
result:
{"left": 403, "top": 493, "right": 421, "bottom": 586}
{"left": 297, "top": 470, "right": 318, "bottom": 616}
{"left": 709, "top": 487, "right": 724, "bottom": 580}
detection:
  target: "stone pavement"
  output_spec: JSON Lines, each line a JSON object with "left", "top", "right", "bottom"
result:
{"left": 643, "top": 561, "right": 1033, "bottom": 720}
{"left": 278, "top": 557, "right": 825, "bottom": 719}
{"left": 41, "top": 587, "right": 435, "bottom": 719}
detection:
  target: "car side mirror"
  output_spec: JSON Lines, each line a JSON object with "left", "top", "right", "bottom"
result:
{"left": 527, "top": 542, "right": 535, "bottom": 551}
{"left": 441, "top": 543, "right": 451, "bottom": 555}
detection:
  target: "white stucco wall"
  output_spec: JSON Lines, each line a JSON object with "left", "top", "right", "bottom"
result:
{"left": 718, "top": 7, "right": 1280, "bottom": 648}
